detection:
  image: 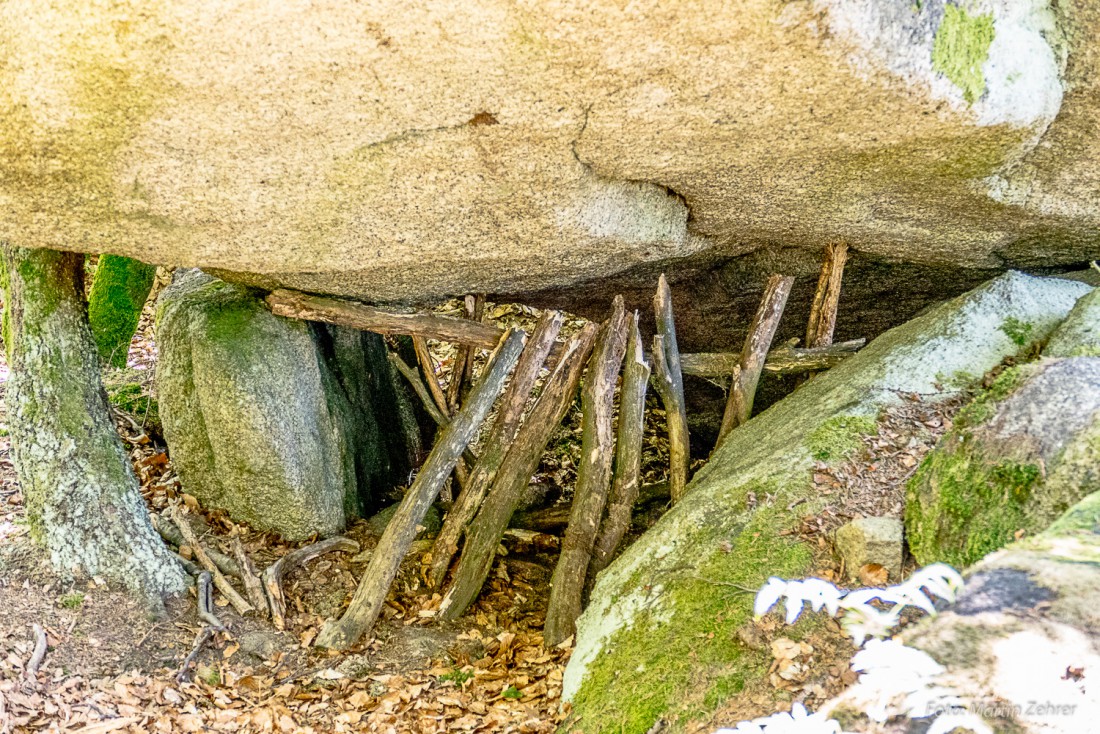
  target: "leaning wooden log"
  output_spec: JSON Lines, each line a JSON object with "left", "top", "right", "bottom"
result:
{"left": 680, "top": 338, "right": 866, "bottom": 378}
{"left": 652, "top": 275, "right": 691, "bottom": 503}
{"left": 718, "top": 274, "right": 795, "bottom": 444}
{"left": 268, "top": 288, "right": 505, "bottom": 350}
{"left": 438, "top": 323, "right": 600, "bottom": 620}
{"left": 805, "top": 242, "right": 849, "bottom": 349}
{"left": 588, "top": 312, "right": 650, "bottom": 584}
{"left": 315, "top": 330, "right": 527, "bottom": 650}
{"left": 388, "top": 352, "right": 478, "bottom": 476}
{"left": 428, "top": 310, "right": 565, "bottom": 589}
{"left": 170, "top": 505, "right": 255, "bottom": 617}
{"left": 262, "top": 537, "right": 360, "bottom": 631}
{"left": 446, "top": 294, "right": 486, "bottom": 413}
{"left": 412, "top": 335, "right": 451, "bottom": 418}
{"left": 544, "top": 298, "right": 630, "bottom": 646}
{"left": 230, "top": 536, "right": 269, "bottom": 617}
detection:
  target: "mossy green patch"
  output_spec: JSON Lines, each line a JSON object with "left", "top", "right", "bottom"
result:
{"left": 999, "top": 317, "right": 1034, "bottom": 347}
{"left": 569, "top": 488, "right": 813, "bottom": 733}
{"left": 806, "top": 414, "right": 876, "bottom": 462}
{"left": 87, "top": 255, "right": 157, "bottom": 368}
{"left": 953, "top": 365, "right": 1027, "bottom": 429}
{"left": 59, "top": 592, "right": 85, "bottom": 609}
{"left": 932, "top": 4, "right": 995, "bottom": 104}
{"left": 103, "top": 373, "right": 161, "bottom": 435}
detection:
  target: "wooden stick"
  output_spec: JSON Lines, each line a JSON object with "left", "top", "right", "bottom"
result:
{"left": 315, "top": 330, "right": 527, "bottom": 650}
{"left": 806, "top": 243, "right": 848, "bottom": 349}
{"left": 170, "top": 506, "right": 254, "bottom": 617}
{"left": 510, "top": 482, "right": 672, "bottom": 532}
{"left": 177, "top": 572, "right": 222, "bottom": 684}
{"left": 588, "top": 312, "right": 650, "bottom": 583}
{"left": 438, "top": 323, "right": 599, "bottom": 620}
{"left": 652, "top": 275, "right": 690, "bottom": 504}
{"left": 155, "top": 513, "right": 241, "bottom": 579}
{"left": 544, "top": 298, "right": 630, "bottom": 646}
{"left": 268, "top": 289, "right": 505, "bottom": 351}
{"left": 680, "top": 338, "right": 865, "bottom": 378}
{"left": 446, "top": 295, "right": 486, "bottom": 413}
{"left": 428, "top": 310, "right": 564, "bottom": 589}
{"left": 230, "top": 536, "right": 269, "bottom": 618}
{"left": 388, "top": 352, "right": 478, "bottom": 472}
{"left": 25, "top": 624, "right": 47, "bottom": 678}
{"left": 412, "top": 335, "right": 451, "bottom": 417}
{"left": 718, "top": 274, "right": 795, "bottom": 444}
{"left": 262, "top": 537, "right": 360, "bottom": 631}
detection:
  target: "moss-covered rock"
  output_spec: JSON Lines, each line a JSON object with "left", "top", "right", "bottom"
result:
{"left": 86, "top": 255, "right": 157, "bottom": 368}
{"left": 819, "top": 490, "right": 1100, "bottom": 732}
{"left": 155, "top": 270, "right": 414, "bottom": 540}
{"left": 563, "top": 272, "right": 1089, "bottom": 733}
{"left": 907, "top": 357, "right": 1100, "bottom": 568}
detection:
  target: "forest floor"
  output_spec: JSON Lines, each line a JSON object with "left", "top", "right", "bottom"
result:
{"left": 0, "top": 280, "right": 971, "bottom": 734}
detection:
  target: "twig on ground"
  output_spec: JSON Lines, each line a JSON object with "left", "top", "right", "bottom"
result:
{"left": 25, "top": 624, "right": 47, "bottom": 679}
{"left": 231, "top": 535, "right": 270, "bottom": 617}
{"left": 262, "top": 537, "right": 360, "bottom": 631}
{"left": 170, "top": 505, "right": 254, "bottom": 616}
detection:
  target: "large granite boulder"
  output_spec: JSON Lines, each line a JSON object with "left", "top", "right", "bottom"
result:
{"left": 561, "top": 272, "right": 1090, "bottom": 732}
{"left": 155, "top": 270, "right": 417, "bottom": 539}
{"left": 0, "top": 1, "right": 1097, "bottom": 306}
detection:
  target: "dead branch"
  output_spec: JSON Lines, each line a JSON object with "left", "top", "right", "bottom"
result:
{"left": 315, "top": 330, "right": 526, "bottom": 650}
{"left": 230, "top": 536, "right": 269, "bottom": 617}
{"left": 806, "top": 242, "right": 848, "bottom": 349}
{"left": 545, "top": 298, "right": 630, "bottom": 646}
{"left": 412, "top": 335, "right": 451, "bottom": 418}
{"left": 169, "top": 505, "right": 254, "bottom": 617}
{"left": 176, "top": 572, "right": 222, "bottom": 684}
{"left": 439, "top": 323, "right": 599, "bottom": 620}
{"left": 652, "top": 275, "right": 690, "bottom": 503}
{"left": 446, "top": 294, "right": 486, "bottom": 413}
{"left": 680, "top": 338, "right": 865, "bottom": 377}
{"left": 428, "top": 310, "right": 564, "bottom": 589}
{"left": 25, "top": 624, "right": 47, "bottom": 679}
{"left": 718, "top": 274, "right": 795, "bottom": 445}
{"left": 589, "top": 312, "right": 650, "bottom": 583}
{"left": 262, "top": 537, "right": 360, "bottom": 631}
{"left": 155, "top": 513, "right": 241, "bottom": 579}
{"left": 388, "top": 352, "right": 478, "bottom": 473}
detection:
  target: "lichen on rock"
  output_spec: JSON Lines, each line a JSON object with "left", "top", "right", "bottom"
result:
{"left": 931, "top": 4, "right": 995, "bottom": 104}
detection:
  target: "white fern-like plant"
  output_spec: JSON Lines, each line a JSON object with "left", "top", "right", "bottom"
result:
{"left": 714, "top": 564, "right": 992, "bottom": 734}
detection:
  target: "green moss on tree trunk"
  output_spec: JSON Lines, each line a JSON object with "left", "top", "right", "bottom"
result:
{"left": 1, "top": 244, "right": 186, "bottom": 602}
{"left": 87, "top": 254, "right": 157, "bottom": 367}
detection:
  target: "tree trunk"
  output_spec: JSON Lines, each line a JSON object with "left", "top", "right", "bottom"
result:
{"left": 1, "top": 246, "right": 187, "bottom": 603}
{"left": 438, "top": 323, "right": 599, "bottom": 620}
{"left": 314, "top": 330, "right": 526, "bottom": 650}
{"left": 544, "top": 298, "right": 630, "bottom": 646}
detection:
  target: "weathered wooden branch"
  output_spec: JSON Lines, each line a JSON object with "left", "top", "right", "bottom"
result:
{"left": 262, "top": 537, "right": 360, "bottom": 631}
{"left": 806, "top": 242, "right": 848, "bottom": 349}
{"left": 509, "top": 481, "right": 672, "bottom": 532}
{"left": 177, "top": 572, "right": 222, "bottom": 684}
{"left": 680, "top": 338, "right": 865, "bottom": 377}
{"left": 170, "top": 506, "right": 254, "bottom": 617}
{"left": 268, "top": 288, "right": 506, "bottom": 350}
{"left": 652, "top": 275, "right": 691, "bottom": 503}
{"left": 230, "top": 536, "right": 269, "bottom": 618}
{"left": 388, "top": 352, "right": 478, "bottom": 474}
{"left": 718, "top": 274, "right": 795, "bottom": 444}
{"left": 446, "top": 294, "right": 486, "bottom": 413}
{"left": 428, "top": 310, "right": 564, "bottom": 589}
{"left": 439, "top": 323, "right": 599, "bottom": 620}
{"left": 412, "top": 335, "right": 451, "bottom": 418}
{"left": 315, "top": 330, "right": 527, "bottom": 650}
{"left": 588, "top": 312, "right": 650, "bottom": 583}
{"left": 545, "top": 298, "right": 630, "bottom": 646}
{"left": 25, "top": 624, "right": 47, "bottom": 679}
{"left": 155, "top": 513, "right": 241, "bottom": 579}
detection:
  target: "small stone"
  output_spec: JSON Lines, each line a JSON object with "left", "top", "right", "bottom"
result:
{"left": 238, "top": 630, "right": 285, "bottom": 660}
{"left": 834, "top": 517, "right": 903, "bottom": 583}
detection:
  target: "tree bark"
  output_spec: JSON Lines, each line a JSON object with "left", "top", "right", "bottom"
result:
{"left": 427, "top": 310, "right": 564, "bottom": 589}
{"left": 438, "top": 323, "right": 599, "bottom": 620}
{"left": 1, "top": 246, "right": 187, "bottom": 603}
{"left": 680, "top": 338, "right": 865, "bottom": 377}
{"left": 544, "top": 298, "right": 630, "bottom": 646}
{"left": 718, "top": 274, "right": 795, "bottom": 444}
{"left": 805, "top": 242, "right": 848, "bottom": 349}
{"left": 652, "top": 275, "right": 690, "bottom": 503}
{"left": 314, "top": 330, "right": 526, "bottom": 650}
{"left": 588, "top": 312, "right": 650, "bottom": 583}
